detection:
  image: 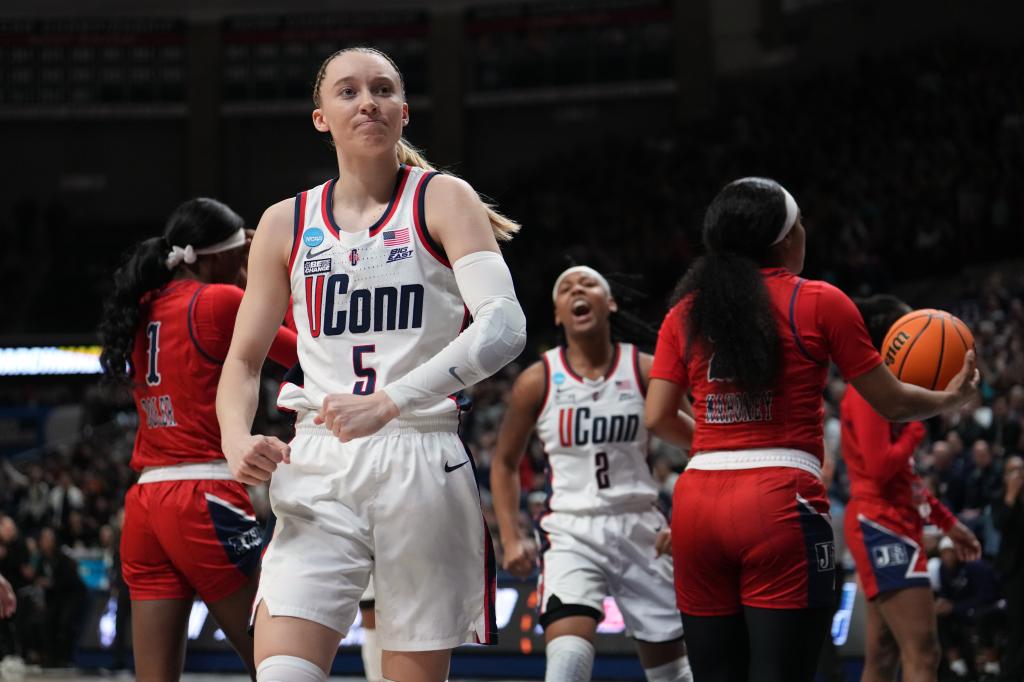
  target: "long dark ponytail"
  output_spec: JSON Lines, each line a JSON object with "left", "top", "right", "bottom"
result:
{"left": 99, "top": 198, "right": 243, "bottom": 382}
{"left": 673, "top": 178, "right": 790, "bottom": 391}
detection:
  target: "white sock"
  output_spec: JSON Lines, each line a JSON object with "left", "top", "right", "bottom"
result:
{"left": 644, "top": 655, "right": 693, "bottom": 682}
{"left": 949, "top": 658, "right": 968, "bottom": 677}
{"left": 256, "top": 655, "right": 327, "bottom": 682}
{"left": 545, "top": 635, "right": 595, "bottom": 682}
{"left": 984, "top": 661, "right": 1001, "bottom": 674}
{"left": 361, "top": 627, "right": 383, "bottom": 682}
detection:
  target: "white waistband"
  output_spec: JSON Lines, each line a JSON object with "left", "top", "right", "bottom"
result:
{"left": 294, "top": 412, "right": 460, "bottom": 437}
{"left": 687, "top": 448, "right": 821, "bottom": 478}
{"left": 137, "top": 460, "right": 234, "bottom": 484}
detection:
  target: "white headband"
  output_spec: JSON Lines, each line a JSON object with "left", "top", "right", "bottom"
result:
{"left": 165, "top": 228, "right": 246, "bottom": 270}
{"left": 551, "top": 265, "right": 611, "bottom": 302}
{"left": 733, "top": 177, "right": 800, "bottom": 245}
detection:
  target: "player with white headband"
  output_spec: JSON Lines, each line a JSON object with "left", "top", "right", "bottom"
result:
{"left": 98, "top": 197, "right": 299, "bottom": 680}
{"left": 491, "top": 265, "right": 693, "bottom": 682}
{"left": 645, "top": 177, "right": 978, "bottom": 681}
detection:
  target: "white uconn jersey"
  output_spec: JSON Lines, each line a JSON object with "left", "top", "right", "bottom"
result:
{"left": 535, "top": 343, "right": 658, "bottom": 513}
{"left": 278, "top": 165, "right": 467, "bottom": 417}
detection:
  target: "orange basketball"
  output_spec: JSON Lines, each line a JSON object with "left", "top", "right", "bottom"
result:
{"left": 881, "top": 309, "right": 974, "bottom": 390}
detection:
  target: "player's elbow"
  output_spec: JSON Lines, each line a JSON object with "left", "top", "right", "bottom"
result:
{"left": 471, "top": 297, "right": 527, "bottom": 375}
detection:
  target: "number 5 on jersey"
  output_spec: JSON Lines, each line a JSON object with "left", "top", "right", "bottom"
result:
{"left": 352, "top": 344, "right": 376, "bottom": 395}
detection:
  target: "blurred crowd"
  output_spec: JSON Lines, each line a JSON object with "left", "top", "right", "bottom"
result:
{"left": 1, "top": 42, "right": 1024, "bottom": 681}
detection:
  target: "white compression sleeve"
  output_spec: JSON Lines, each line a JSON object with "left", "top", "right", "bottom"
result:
{"left": 645, "top": 655, "right": 694, "bottom": 682}
{"left": 361, "top": 626, "right": 383, "bottom": 682}
{"left": 256, "top": 655, "right": 327, "bottom": 682}
{"left": 545, "top": 635, "right": 595, "bottom": 682}
{"left": 383, "top": 251, "right": 527, "bottom": 413}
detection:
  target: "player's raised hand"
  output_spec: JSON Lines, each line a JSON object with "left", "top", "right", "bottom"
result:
{"left": 501, "top": 537, "right": 537, "bottom": 579}
{"left": 223, "top": 434, "right": 290, "bottom": 485}
{"left": 315, "top": 392, "right": 400, "bottom": 442}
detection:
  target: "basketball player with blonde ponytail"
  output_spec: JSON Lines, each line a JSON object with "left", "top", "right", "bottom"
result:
{"left": 218, "top": 47, "right": 526, "bottom": 682}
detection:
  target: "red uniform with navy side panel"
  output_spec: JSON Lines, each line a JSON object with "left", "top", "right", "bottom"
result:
{"left": 121, "top": 279, "right": 298, "bottom": 602}
{"left": 841, "top": 386, "right": 957, "bottom": 599}
{"left": 651, "top": 268, "right": 882, "bottom": 615}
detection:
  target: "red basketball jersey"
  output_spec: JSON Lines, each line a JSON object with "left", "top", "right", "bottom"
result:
{"left": 841, "top": 386, "right": 957, "bottom": 530}
{"left": 651, "top": 268, "right": 881, "bottom": 461}
{"left": 129, "top": 280, "right": 297, "bottom": 470}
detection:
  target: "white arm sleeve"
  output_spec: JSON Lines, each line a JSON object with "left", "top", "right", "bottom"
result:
{"left": 383, "top": 250, "right": 527, "bottom": 414}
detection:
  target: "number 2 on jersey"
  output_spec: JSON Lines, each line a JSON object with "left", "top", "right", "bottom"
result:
{"left": 595, "top": 451, "right": 610, "bottom": 489}
{"left": 145, "top": 322, "right": 161, "bottom": 386}
{"left": 352, "top": 344, "right": 376, "bottom": 395}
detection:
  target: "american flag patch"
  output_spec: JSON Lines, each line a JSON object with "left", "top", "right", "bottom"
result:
{"left": 382, "top": 228, "right": 410, "bottom": 246}
{"left": 615, "top": 379, "right": 631, "bottom": 390}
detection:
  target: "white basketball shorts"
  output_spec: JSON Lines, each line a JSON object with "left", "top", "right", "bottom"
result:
{"left": 536, "top": 509, "right": 683, "bottom": 642}
{"left": 257, "top": 414, "right": 497, "bottom": 651}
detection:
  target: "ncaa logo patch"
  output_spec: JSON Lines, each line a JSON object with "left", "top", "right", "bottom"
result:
{"left": 553, "top": 372, "right": 566, "bottom": 386}
{"left": 303, "top": 227, "right": 324, "bottom": 248}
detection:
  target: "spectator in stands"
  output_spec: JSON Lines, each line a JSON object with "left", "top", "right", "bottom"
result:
{"left": 34, "top": 527, "right": 86, "bottom": 667}
{"left": 46, "top": 471, "right": 84, "bottom": 532}
{"left": 929, "top": 440, "right": 968, "bottom": 513}
{"left": 994, "top": 455, "right": 1024, "bottom": 682}
{"left": 16, "top": 465, "right": 50, "bottom": 530}
{"left": 935, "top": 537, "right": 1003, "bottom": 680}
{"left": 991, "top": 396, "right": 1022, "bottom": 456}
{"left": 961, "top": 440, "right": 1004, "bottom": 550}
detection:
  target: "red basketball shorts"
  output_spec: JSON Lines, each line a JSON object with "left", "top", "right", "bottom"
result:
{"left": 671, "top": 450, "right": 836, "bottom": 616}
{"left": 121, "top": 477, "right": 262, "bottom": 602}
{"left": 844, "top": 498, "right": 929, "bottom": 600}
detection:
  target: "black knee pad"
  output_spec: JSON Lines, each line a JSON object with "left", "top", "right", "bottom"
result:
{"left": 539, "top": 594, "right": 603, "bottom": 630}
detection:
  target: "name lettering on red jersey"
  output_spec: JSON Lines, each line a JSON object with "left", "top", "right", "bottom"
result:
{"left": 140, "top": 395, "right": 177, "bottom": 429}
{"left": 704, "top": 391, "right": 774, "bottom": 425}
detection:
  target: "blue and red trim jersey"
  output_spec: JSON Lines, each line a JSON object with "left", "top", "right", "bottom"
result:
{"left": 651, "top": 268, "right": 881, "bottom": 462}
{"left": 129, "top": 279, "right": 298, "bottom": 470}
{"left": 841, "top": 386, "right": 957, "bottom": 531}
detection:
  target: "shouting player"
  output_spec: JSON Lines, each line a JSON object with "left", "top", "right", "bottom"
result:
{"left": 491, "top": 265, "right": 693, "bottom": 682}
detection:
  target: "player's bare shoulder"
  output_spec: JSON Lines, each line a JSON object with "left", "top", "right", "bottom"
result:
{"left": 509, "top": 360, "right": 548, "bottom": 413}
{"left": 251, "top": 197, "right": 297, "bottom": 262}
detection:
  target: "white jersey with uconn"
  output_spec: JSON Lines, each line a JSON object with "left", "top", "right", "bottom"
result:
{"left": 258, "top": 165, "right": 497, "bottom": 652}
{"left": 533, "top": 343, "right": 682, "bottom": 642}
{"left": 536, "top": 343, "right": 657, "bottom": 514}
{"left": 278, "top": 164, "right": 466, "bottom": 417}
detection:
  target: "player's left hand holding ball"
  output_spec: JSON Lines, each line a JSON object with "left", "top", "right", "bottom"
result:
{"left": 223, "top": 434, "right": 291, "bottom": 485}
{"left": 316, "top": 392, "right": 400, "bottom": 442}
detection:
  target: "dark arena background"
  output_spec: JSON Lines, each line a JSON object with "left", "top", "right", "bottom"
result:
{"left": 1, "top": 0, "right": 1023, "bottom": 680}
